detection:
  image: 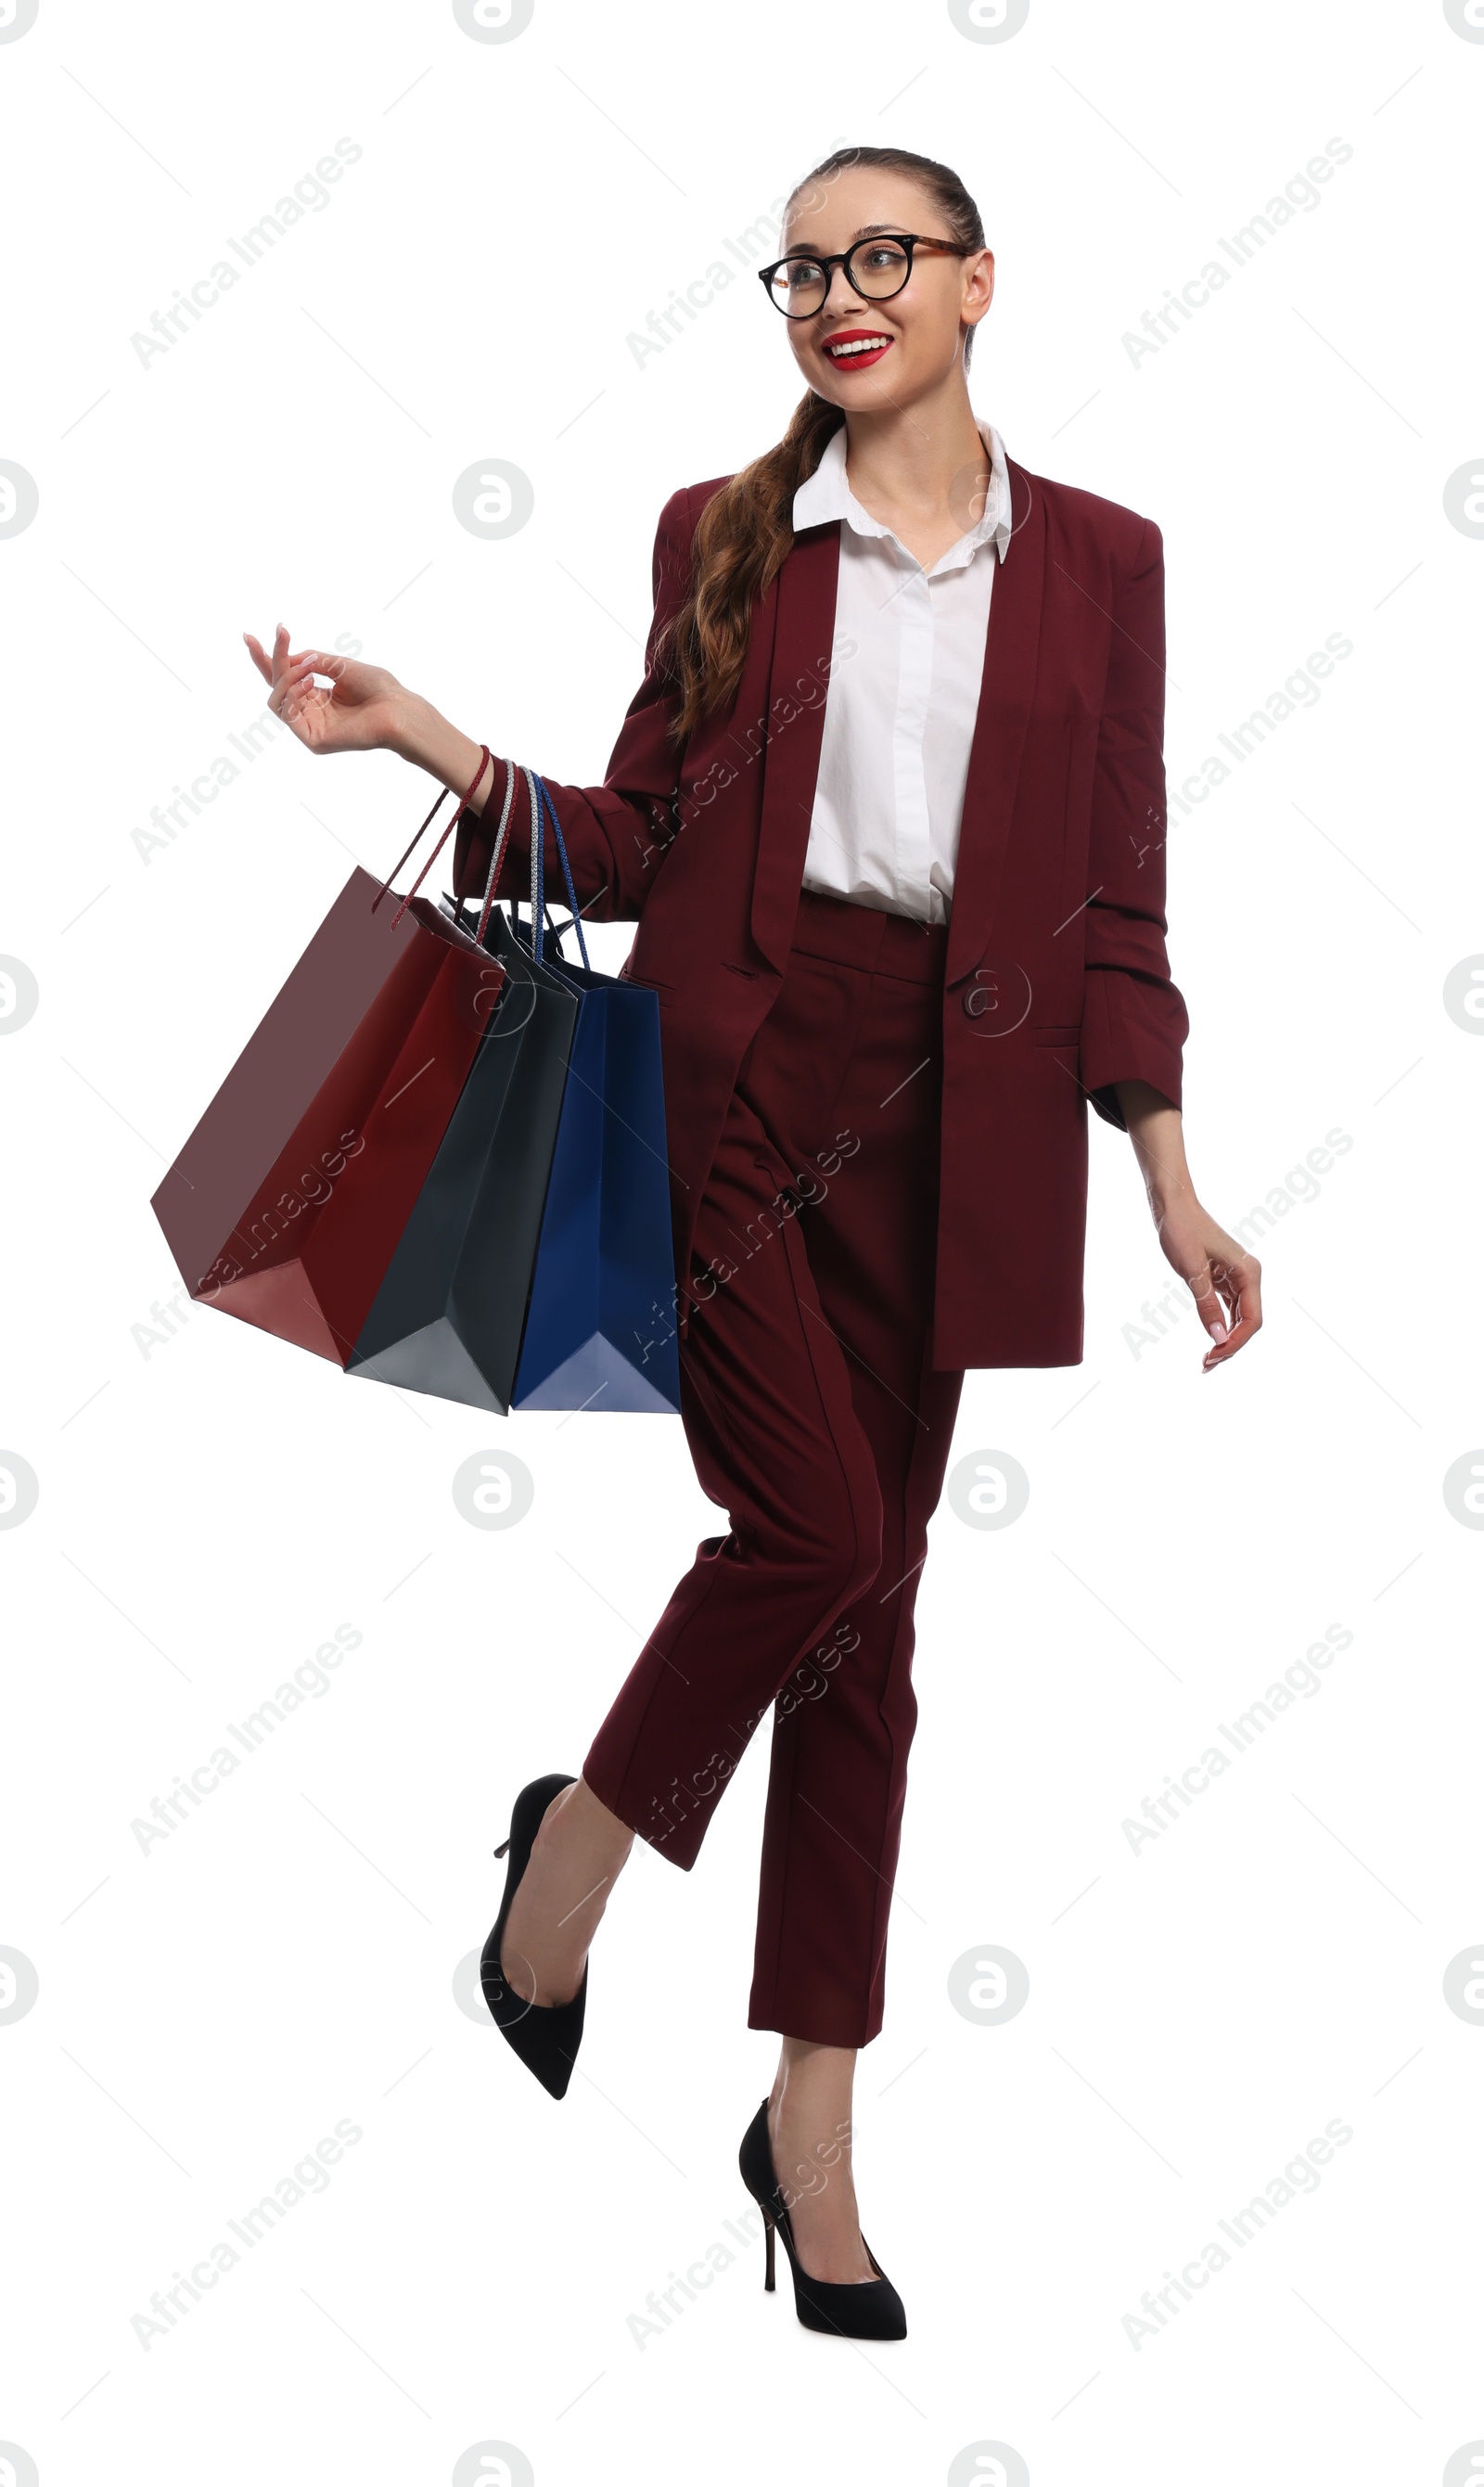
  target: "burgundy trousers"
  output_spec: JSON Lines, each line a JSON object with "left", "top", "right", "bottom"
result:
{"left": 582, "top": 890, "right": 966, "bottom": 2046}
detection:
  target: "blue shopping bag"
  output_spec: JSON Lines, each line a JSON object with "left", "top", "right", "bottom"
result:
{"left": 509, "top": 774, "right": 681, "bottom": 1414}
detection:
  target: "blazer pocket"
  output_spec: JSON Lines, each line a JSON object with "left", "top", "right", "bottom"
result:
{"left": 1032, "top": 1023, "right": 1083, "bottom": 1047}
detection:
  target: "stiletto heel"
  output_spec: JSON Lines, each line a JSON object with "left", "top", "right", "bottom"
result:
{"left": 480, "top": 1774, "right": 587, "bottom": 2100}
{"left": 738, "top": 2097, "right": 906, "bottom": 2340}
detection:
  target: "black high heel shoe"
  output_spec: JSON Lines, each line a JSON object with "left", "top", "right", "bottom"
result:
{"left": 480, "top": 1773, "right": 586, "bottom": 2100}
{"left": 738, "top": 2096, "right": 907, "bottom": 2340}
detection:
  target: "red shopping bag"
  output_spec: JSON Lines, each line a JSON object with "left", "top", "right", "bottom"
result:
{"left": 150, "top": 752, "right": 508, "bottom": 1366}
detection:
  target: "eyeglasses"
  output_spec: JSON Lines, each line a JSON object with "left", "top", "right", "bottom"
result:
{"left": 758, "top": 233, "right": 971, "bottom": 320}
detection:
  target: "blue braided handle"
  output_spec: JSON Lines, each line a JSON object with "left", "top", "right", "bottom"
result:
{"left": 528, "top": 771, "right": 592, "bottom": 972}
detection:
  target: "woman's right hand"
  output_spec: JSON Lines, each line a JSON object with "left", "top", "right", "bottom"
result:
{"left": 242, "top": 623, "right": 407, "bottom": 758}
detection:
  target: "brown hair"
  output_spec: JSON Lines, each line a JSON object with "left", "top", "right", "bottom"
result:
{"left": 657, "top": 145, "right": 987, "bottom": 745}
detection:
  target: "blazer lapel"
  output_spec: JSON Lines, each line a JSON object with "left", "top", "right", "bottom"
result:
{"left": 747, "top": 462, "right": 1046, "bottom": 983}
{"left": 748, "top": 519, "right": 841, "bottom": 975}
{"left": 943, "top": 456, "right": 1047, "bottom": 990}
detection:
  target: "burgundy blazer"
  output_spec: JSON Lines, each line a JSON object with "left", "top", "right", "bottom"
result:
{"left": 453, "top": 456, "right": 1188, "bottom": 1369}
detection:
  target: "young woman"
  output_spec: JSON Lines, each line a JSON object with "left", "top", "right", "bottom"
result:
{"left": 246, "top": 143, "right": 1261, "bottom": 2341}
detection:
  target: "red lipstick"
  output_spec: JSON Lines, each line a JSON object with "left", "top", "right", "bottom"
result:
{"left": 820, "top": 327, "right": 895, "bottom": 373}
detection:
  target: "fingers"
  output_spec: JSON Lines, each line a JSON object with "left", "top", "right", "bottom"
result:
{"left": 1183, "top": 1256, "right": 1229, "bottom": 1355}
{"left": 242, "top": 622, "right": 293, "bottom": 690}
{"left": 1199, "top": 1250, "right": 1262, "bottom": 1370}
{"left": 1229, "top": 1255, "right": 1262, "bottom": 1340}
{"left": 273, "top": 660, "right": 313, "bottom": 722}
{"left": 242, "top": 623, "right": 321, "bottom": 706}
{"left": 269, "top": 635, "right": 338, "bottom": 727}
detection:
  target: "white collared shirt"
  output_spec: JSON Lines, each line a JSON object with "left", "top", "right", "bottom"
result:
{"left": 791, "top": 415, "right": 1011, "bottom": 927}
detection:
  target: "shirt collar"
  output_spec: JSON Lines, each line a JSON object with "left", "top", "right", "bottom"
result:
{"left": 792, "top": 415, "right": 1012, "bottom": 566}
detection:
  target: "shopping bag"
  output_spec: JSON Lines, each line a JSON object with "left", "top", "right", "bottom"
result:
{"left": 346, "top": 765, "right": 681, "bottom": 1415}
{"left": 149, "top": 752, "right": 507, "bottom": 1366}
{"left": 510, "top": 776, "right": 680, "bottom": 1414}
{"left": 345, "top": 762, "right": 581, "bottom": 1411}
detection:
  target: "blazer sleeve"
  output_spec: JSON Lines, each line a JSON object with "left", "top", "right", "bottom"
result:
{"left": 1079, "top": 514, "right": 1190, "bottom": 1131}
{"left": 450, "top": 486, "right": 693, "bottom": 921}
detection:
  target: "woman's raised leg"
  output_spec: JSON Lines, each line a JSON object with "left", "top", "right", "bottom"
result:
{"left": 498, "top": 1777, "right": 634, "bottom": 2006}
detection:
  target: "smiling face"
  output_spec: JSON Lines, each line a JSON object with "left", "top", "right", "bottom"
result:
{"left": 775, "top": 163, "right": 993, "bottom": 411}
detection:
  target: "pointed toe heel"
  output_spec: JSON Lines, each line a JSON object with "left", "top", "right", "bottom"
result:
{"left": 738, "top": 2097, "right": 907, "bottom": 2340}
{"left": 480, "top": 1773, "right": 587, "bottom": 2101}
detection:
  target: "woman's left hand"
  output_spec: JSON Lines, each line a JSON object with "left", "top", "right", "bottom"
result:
{"left": 1113, "top": 1081, "right": 1262, "bottom": 1371}
{"left": 1155, "top": 1196, "right": 1262, "bottom": 1371}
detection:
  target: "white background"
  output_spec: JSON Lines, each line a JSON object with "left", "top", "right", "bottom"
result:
{"left": 2, "top": 2, "right": 1482, "bottom": 2481}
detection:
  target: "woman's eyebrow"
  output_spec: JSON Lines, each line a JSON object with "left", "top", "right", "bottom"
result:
{"left": 780, "top": 222, "right": 901, "bottom": 252}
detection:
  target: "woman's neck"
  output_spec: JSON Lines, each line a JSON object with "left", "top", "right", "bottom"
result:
{"left": 839, "top": 371, "right": 991, "bottom": 569}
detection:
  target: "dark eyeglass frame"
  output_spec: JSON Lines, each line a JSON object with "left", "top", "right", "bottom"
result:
{"left": 757, "top": 233, "right": 971, "bottom": 320}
